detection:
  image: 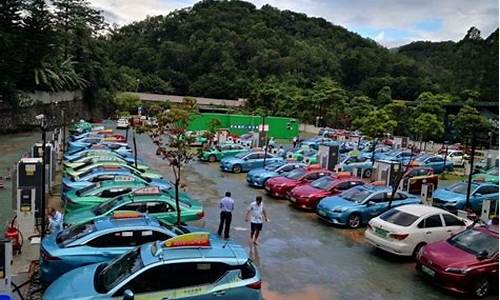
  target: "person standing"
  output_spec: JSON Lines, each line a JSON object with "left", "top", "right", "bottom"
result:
{"left": 47, "top": 208, "right": 63, "bottom": 233}
{"left": 245, "top": 196, "right": 269, "bottom": 245}
{"left": 217, "top": 192, "right": 234, "bottom": 239}
{"left": 292, "top": 136, "right": 298, "bottom": 148}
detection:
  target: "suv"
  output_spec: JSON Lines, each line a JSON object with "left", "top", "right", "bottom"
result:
{"left": 43, "top": 233, "right": 262, "bottom": 300}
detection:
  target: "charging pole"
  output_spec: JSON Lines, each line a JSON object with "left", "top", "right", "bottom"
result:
{"left": 40, "top": 117, "right": 47, "bottom": 238}
{"left": 0, "top": 239, "right": 12, "bottom": 298}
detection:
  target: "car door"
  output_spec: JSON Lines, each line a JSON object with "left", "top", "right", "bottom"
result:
{"left": 429, "top": 157, "right": 445, "bottom": 173}
{"left": 243, "top": 153, "right": 259, "bottom": 169}
{"left": 442, "top": 213, "right": 467, "bottom": 237}
{"left": 84, "top": 230, "right": 138, "bottom": 261}
{"left": 363, "top": 192, "right": 388, "bottom": 219}
{"left": 144, "top": 201, "right": 176, "bottom": 223}
{"left": 471, "top": 185, "right": 499, "bottom": 211}
{"left": 416, "top": 214, "right": 445, "bottom": 243}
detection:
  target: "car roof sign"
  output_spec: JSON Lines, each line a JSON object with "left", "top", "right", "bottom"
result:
{"left": 115, "top": 175, "right": 134, "bottom": 182}
{"left": 163, "top": 232, "right": 211, "bottom": 248}
{"left": 134, "top": 186, "right": 161, "bottom": 195}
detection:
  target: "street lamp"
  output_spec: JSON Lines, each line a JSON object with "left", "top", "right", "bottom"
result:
{"left": 35, "top": 114, "right": 47, "bottom": 238}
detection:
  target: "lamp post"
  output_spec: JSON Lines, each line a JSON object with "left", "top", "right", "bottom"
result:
{"left": 36, "top": 114, "right": 47, "bottom": 238}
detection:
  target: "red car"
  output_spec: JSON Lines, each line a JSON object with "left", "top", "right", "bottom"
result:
{"left": 265, "top": 168, "right": 335, "bottom": 198}
{"left": 416, "top": 226, "right": 498, "bottom": 297}
{"left": 288, "top": 175, "right": 364, "bottom": 210}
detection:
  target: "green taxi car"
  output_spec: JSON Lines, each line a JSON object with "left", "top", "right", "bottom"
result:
{"left": 63, "top": 155, "right": 149, "bottom": 171}
{"left": 63, "top": 179, "right": 148, "bottom": 213}
{"left": 64, "top": 162, "right": 161, "bottom": 179}
{"left": 199, "top": 143, "right": 248, "bottom": 162}
{"left": 63, "top": 186, "right": 204, "bottom": 227}
{"left": 473, "top": 167, "right": 499, "bottom": 185}
{"left": 286, "top": 148, "right": 318, "bottom": 163}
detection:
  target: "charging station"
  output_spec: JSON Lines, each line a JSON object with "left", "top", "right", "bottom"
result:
{"left": 373, "top": 160, "right": 403, "bottom": 187}
{"left": 32, "top": 143, "right": 56, "bottom": 189}
{"left": 318, "top": 144, "right": 340, "bottom": 171}
{"left": 0, "top": 239, "right": 12, "bottom": 299}
{"left": 17, "top": 158, "right": 43, "bottom": 218}
{"left": 421, "top": 183, "right": 434, "bottom": 206}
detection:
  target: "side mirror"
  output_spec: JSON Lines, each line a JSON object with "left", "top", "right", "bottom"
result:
{"left": 477, "top": 250, "right": 489, "bottom": 260}
{"left": 474, "top": 193, "right": 482, "bottom": 197}
{"left": 242, "top": 157, "right": 248, "bottom": 161}
{"left": 366, "top": 201, "right": 375, "bottom": 206}
{"left": 123, "top": 289, "right": 134, "bottom": 300}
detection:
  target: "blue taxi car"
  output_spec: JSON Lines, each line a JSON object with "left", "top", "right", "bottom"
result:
{"left": 246, "top": 162, "right": 306, "bottom": 187}
{"left": 409, "top": 154, "right": 454, "bottom": 174}
{"left": 338, "top": 156, "right": 374, "bottom": 178}
{"left": 64, "top": 148, "right": 133, "bottom": 163}
{"left": 62, "top": 168, "right": 169, "bottom": 193}
{"left": 40, "top": 213, "right": 194, "bottom": 284}
{"left": 43, "top": 233, "right": 262, "bottom": 300}
{"left": 432, "top": 182, "right": 499, "bottom": 213}
{"left": 220, "top": 151, "right": 283, "bottom": 173}
{"left": 316, "top": 186, "right": 420, "bottom": 228}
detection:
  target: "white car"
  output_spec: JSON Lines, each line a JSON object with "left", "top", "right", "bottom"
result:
{"left": 365, "top": 204, "right": 471, "bottom": 257}
{"left": 441, "top": 150, "right": 465, "bottom": 167}
{"left": 117, "top": 118, "right": 129, "bottom": 129}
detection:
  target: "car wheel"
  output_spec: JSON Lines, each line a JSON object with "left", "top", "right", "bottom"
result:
{"left": 208, "top": 155, "right": 217, "bottom": 162}
{"left": 363, "top": 169, "right": 372, "bottom": 178}
{"left": 347, "top": 213, "right": 361, "bottom": 229}
{"left": 232, "top": 164, "right": 242, "bottom": 174}
{"left": 412, "top": 242, "right": 426, "bottom": 259}
{"left": 473, "top": 277, "right": 490, "bottom": 298}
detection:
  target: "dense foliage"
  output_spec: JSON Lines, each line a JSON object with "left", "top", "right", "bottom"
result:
{"left": 0, "top": 0, "right": 497, "bottom": 143}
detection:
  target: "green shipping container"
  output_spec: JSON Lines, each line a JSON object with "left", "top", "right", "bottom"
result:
{"left": 188, "top": 113, "right": 298, "bottom": 139}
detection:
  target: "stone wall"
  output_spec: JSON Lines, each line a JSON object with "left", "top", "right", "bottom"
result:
{"left": 0, "top": 99, "right": 92, "bottom": 133}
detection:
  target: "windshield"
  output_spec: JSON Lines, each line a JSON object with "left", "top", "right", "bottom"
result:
{"left": 445, "top": 182, "right": 478, "bottom": 195}
{"left": 73, "top": 160, "right": 93, "bottom": 171}
{"left": 97, "top": 247, "right": 144, "bottom": 293}
{"left": 56, "top": 222, "right": 96, "bottom": 247}
{"left": 311, "top": 177, "right": 335, "bottom": 191}
{"left": 234, "top": 152, "right": 248, "bottom": 159}
{"left": 304, "top": 149, "right": 316, "bottom": 156}
{"left": 487, "top": 168, "right": 499, "bottom": 176}
{"left": 264, "top": 164, "right": 281, "bottom": 171}
{"left": 341, "top": 187, "right": 372, "bottom": 203}
{"left": 379, "top": 209, "right": 419, "bottom": 226}
{"left": 92, "top": 196, "right": 127, "bottom": 215}
{"left": 286, "top": 168, "right": 306, "bottom": 179}
{"left": 76, "top": 183, "right": 99, "bottom": 196}
{"left": 448, "top": 229, "right": 498, "bottom": 256}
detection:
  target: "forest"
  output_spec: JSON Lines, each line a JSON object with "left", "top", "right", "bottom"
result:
{"left": 0, "top": 0, "right": 498, "bottom": 140}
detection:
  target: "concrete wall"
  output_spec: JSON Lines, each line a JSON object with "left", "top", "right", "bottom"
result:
{"left": 300, "top": 123, "right": 320, "bottom": 134}
{"left": 124, "top": 92, "right": 246, "bottom": 107}
{"left": 21, "top": 90, "right": 83, "bottom": 105}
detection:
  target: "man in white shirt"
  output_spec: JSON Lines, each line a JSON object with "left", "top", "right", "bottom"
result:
{"left": 218, "top": 192, "right": 234, "bottom": 239}
{"left": 245, "top": 196, "right": 269, "bottom": 245}
{"left": 48, "top": 208, "right": 63, "bottom": 233}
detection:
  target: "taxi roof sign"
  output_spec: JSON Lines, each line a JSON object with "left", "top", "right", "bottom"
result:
{"left": 115, "top": 175, "right": 135, "bottom": 182}
{"left": 112, "top": 211, "right": 144, "bottom": 219}
{"left": 133, "top": 186, "right": 161, "bottom": 195}
{"left": 163, "top": 232, "right": 211, "bottom": 248}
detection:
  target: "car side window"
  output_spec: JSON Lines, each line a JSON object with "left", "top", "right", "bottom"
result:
{"left": 120, "top": 202, "right": 145, "bottom": 212}
{"left": 443, "top": 214, "right": 465, "bottom": 227}
{"left": 336, "top": 182, "right": 351, "bottom": 190}
{"left": 369, "top": 193, "right": 386, "bottom": 203}
{"left": 245, "top": 154, "right": 258, "bottom": 160}
{"left": 145, "top": 202, "right": 174, "bottom": 214}
{"left": 432, "top": 157, "right": 443, "bottom": 163}
{"left": 476, "top": 186, "right": 498, "bottom": 195}
{"left": 281, "top": 165, "right": 294, "bottom": 172}
{"left": 115, "top": 262, "right": 231, "bottom": 296}
{"left": 99, "top": 188, "right": 132, "bottom": 198}
{"left": 134, "top": 230, "right": 172, "bottom": 244}
{"left": 418, "top": 215, "right": 443, "bottom": 228}
{"left": 87, "top": 231, "right": 137, "bottom": 247}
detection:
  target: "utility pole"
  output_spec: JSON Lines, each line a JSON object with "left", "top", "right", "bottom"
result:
{"left": 442, "top": 142, "right": 448, "bottom": 175}
{"left": 465, "top": 137, "right": 476, "bottom": 209}
{"left": 262, "top": 115, "right": 268, "bottom": 167}
{"left": 40, "top": 117, "right": 47, "bottom": 238}
{"left": 133, "top": 131, "right": 138, "bottom": 168}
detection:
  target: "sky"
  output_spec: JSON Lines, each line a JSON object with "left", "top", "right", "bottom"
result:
{"left": 89, "top": 0, "right": 499, "bottom": 47}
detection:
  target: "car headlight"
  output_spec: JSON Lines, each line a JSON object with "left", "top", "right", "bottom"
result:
{"left": 331, "top": 207, "right": 344, "bottom": 213}
{"left": 444, "top": 267, "right": 469, "bottom": 274}
{"left": 446, "top": 201, "right": 457, "bottom": 205}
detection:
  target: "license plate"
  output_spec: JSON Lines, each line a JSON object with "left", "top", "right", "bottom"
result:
{"left": 289, "top": 197, "right": 296, "bottom": 202}
{"left": 421, "top": 265, "right": 435, "bottom": 277}
{"left": 374, "top": 227, "right": 388, "bottom": 238}
{"left": 318, "top": 210, "right": 326, "bottom": 216}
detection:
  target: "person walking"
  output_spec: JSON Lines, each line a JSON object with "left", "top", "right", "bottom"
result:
{"left": 217, "top": 192, "right": 234, "bottom": 239}
{"left": 292, "top": 136, "right": 298, "bottom": 148}
{"left": 245, "top": 196, "right": 269, "bottom": 245}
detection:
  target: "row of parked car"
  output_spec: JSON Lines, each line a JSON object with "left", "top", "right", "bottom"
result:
{"left": 42, "top": 121, "right": 263, "bottom": 300}
{"left": 201, "top": 134, "right": 499, "bottom": 298}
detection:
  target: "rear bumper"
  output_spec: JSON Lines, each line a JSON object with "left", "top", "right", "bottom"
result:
{"left": 364, "top": 230, "right": 413, "bottom": 256}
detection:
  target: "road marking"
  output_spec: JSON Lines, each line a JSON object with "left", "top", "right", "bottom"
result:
{"left": 233, "top": 226, "right": 248, "bottom": 231}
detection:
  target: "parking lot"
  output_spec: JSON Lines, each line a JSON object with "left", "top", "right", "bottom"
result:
{"left": 132, "top": 131, "right": 494, "bottom": 300}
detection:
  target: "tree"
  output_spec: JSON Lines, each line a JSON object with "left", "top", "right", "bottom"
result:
{"left": 375, "top": 86, "right": 392, "bottom": 107}
{"left": 112, "top": 93, "right": 141, "bottom": 115}
{"left": 346, "top": 95, "right": 375, "bottom": 126}
{"left": 311, "top": 78, "right": 348, "bottom": 128}
{"left": 143, "top": 98, "right": 199, "bottom": 224}
{"left": 356, "top": 109, "right": 397, "bottom": 165}
{"left": 384, "top": 102, "right": 413, "bottom": 136}
{"left": 411, "top": 113, "right": 444, "bottom": 150}
{"left": 414, "top": 92, "right": 451, "bottom": 120}
{"left": 453, "top": 102, "right": 491, "bottom": 140}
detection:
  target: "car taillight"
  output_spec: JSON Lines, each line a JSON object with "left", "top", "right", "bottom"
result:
{"left": 389, "top": 233, "right": 409, "bottom": 240}
{"left": 197, "top": 211, "right": 204, "bottom": 219}
{"left": 247, "top": 280, "right": 262, "bottom": 289}
{"left": 41, "top": 248, "right": 61, "bottom": 261}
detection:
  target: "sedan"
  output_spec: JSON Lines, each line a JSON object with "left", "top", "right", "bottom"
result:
{"left": 365, "top": 204, "right": 470, "bottom": 257}
{"left": 432, "top": 182, "right": 499, "bottom": 213}
{"left": 473, "top": 167, "right": 499, "bottom": 185}
{"left": 40, "top": 213, "right": 191, "bottom": 283}
{"left": 416, "top": 227, "right": 498, "bottom": 297}
{"left": 316, "top": 186, "right": 420, "bottom": 228}
{"left": 246, "top": 162, "right": 306, "bottom": 187}
{"left": 411, "top": 155, "right": 454, "bottom": 174}
{"left": 220, "top": 151, "right": 283, "bottom": 173}
{"left": 265, "top": 168, "right": 334, "bottom": 198}
{"left": 199, "top": 143, "right": 248, "bottom": 162}
{"left": 64, "top": 162, "right": 161, "bottom": 179}
{"left": 288, "top": 175, "right": 364, "bottom": 210}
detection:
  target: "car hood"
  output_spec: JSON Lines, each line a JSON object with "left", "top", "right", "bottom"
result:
{"left": 433, "top": 189, "right": 465, "bottom": 202}
{"left": 43, "top": 263, "right": 101, "bottom": 300}
{"left": 291, "top": 185, "right": 325, "bottom": 197}
{"left": 220, "top": 157, "right": 243, "bottom": 164}
{"left": 248, "top": 169, "right": 278, "bottom": 178}
{"left": 267, "top": 177, "right": 296, "bottom": 186}
{"left": 421, "top": 240, "right": 478, "bottom": 269}
{"left": 318, "top": 196, "right": 359, "bottom": 210}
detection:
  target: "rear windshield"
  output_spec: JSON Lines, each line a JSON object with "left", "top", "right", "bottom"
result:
{"left": 56, "top": 222, "right": 96, "bottom": 247}
{"left": 286, "top": 168, "right": 306, "bottom": 179}
{"left": 379, "top": 209, "right": 419, "bottom": 226}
